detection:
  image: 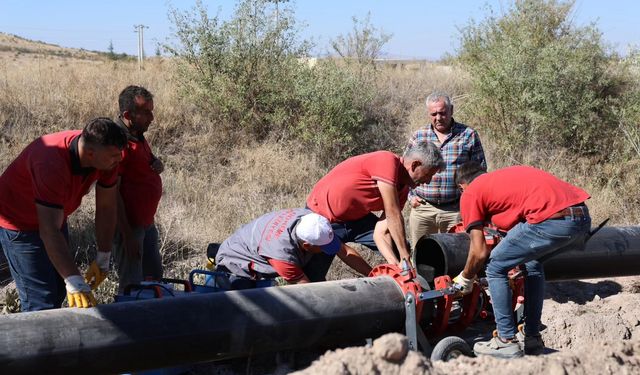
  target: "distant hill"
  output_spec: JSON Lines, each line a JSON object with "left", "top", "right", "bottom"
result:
{"left": 0, "top": 32, "right": 128, "bottom": 61}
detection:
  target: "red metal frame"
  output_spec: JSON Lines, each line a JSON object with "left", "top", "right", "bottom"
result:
{"left": 376, "top": 222, "right": 526, "bottom": 339}
{"left": 369, "top": 263, "right": 423, "bottom": 321}
{"left": 429, "top": 275, "right": 455, "bottom": 336}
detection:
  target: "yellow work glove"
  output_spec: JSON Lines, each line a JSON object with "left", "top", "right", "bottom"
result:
{"left": 453, "top": 272, "right": 475, "bottom": 295}
{"left": 65, "top": 275, "right": 97, "bottom": 308}
{"left": 84, "top": 251, "right": 110, "bottom": 290}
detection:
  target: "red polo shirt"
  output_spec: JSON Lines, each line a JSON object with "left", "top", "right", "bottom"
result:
{"left": 0, "top": 131, "right": 118, "bottom": 231}
{"left": 117, "top": 121, "right": 162, "bottom": 227}
{"left": 460, "top": 166, "right": 590, "bottom": 232}
{"left": 306, "top": 151, "right": 412, "bottom": 222}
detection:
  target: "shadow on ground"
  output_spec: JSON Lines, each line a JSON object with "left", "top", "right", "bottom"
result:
{"left": 545, "top": 279, "right": 622, "bottom": 304}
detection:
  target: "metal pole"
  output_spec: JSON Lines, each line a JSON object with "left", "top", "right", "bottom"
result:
{"left": 133, "top": 24, "right": 147, "bottom": 70}
{"left": 0, "top": 277, "right": 406, "bottom": 374}
{"left": 140, "top": 25, "right": 146, "bottom": 61}
{"left": 413, "top": 226, "right": 640, "bottom": 282}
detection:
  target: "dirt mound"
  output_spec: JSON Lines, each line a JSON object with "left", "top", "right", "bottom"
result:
{"left": 297, "top": 333, "right": 640, "bottom": 375}
{"left": 542, "top": 278, "right": 640, "bottom": 350}
{"left": 542, "top": 293, "right": 639, "bottom": 350}
{"left": 435, "top": 337, "right": 640, "bottom": 375}
{"left": 292, "top": 333, "right": 436, "bottom": 375}
{"left": 296, "top": 277, "right": 640, "bottom": 375}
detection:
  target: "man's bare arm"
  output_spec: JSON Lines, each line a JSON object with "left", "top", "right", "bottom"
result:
{"left": 36, "top": 204, "right": 79, "bottom": 278}
{"left": 377, "top": 180, "right": 411, "bottom": 262}
{"left": 337, "top": 243, "right": 373, "bottom": 276}
{"left": 462, "top": 227, "right": 490, "bottom": 278}
{"left": 372, "top": 218, "right": 400, "bottom": 265}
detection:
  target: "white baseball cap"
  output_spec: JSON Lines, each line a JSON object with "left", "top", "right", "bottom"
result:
{"left": 295, "top": 213, "right": 341, "bottom": 255}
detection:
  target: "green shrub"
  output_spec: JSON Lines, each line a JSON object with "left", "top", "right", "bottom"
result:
{"left": 292, "top": 60, "right": 370, "bottom": 162}
{"left": 456, "top": 0, "right": 627, "bottom": 160}
{"left": 165, "top": 0, "right": 310, "bottom": 142}
{"left": 331, "top": 12, "right": 392, "bottom": 67}
{"left": 619, "top": 49, "right": 640, "bottom": 160}
{"left": 164, "top": 0, "right": 397, "bottom": 166}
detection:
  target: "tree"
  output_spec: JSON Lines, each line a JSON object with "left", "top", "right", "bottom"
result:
{"left": 331, "top": 12, "right": 392, "bottom": 66}
{"left": 163, "top": 0, "right": 389, "bottom": 166}
{"left": 107, "top": 40, "right": 116, "bottom": 60}
{"left": 457, "top": 0, "right": 626, "bottom": 159}
{"left": 164, "top": 0, "right": 311, "bottom": 140}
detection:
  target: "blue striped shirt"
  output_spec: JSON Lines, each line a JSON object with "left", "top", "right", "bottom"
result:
{"left": 408, "top": 120, "right": 486, "bottom": 205}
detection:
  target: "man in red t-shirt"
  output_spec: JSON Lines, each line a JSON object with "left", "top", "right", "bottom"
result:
{"left": 0, "top": 118, "right": 127, "bottom": 311}
{"left": 306, "top": 142, "right": 444, "bottom": 278}
{"left": 113, "top": 86, "right": 164, "bottom": 293}
{"left": 453, "top": 162, "right": 591, "bottom": 359}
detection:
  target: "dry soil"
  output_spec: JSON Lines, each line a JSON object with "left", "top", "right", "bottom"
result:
{"left": 294, "top": 276, "right": 640, "bottom": 375}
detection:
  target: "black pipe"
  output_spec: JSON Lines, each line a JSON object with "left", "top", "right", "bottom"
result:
{"left": 0, "top": 276, "right": 405, "bottom": 375}
{"left": 413, "top": 226, "right": 640, "bottom": 282}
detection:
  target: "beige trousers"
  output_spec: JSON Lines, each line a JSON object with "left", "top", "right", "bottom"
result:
{"left": 409, "top": 201, "right": 461, "bottom": 249}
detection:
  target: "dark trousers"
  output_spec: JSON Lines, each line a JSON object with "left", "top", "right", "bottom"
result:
{"left": 1, "top": 224, "right": 70, "bottom": 311}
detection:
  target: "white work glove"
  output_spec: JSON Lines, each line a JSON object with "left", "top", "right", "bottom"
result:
{"left": 65, "top": 275, "right": 97, "bottom": 308}
{"left": 453, "top": 272, "right": 475, "bottom": 295}
{"left": 85, "top": 251, "right": 110, "bottom": 290}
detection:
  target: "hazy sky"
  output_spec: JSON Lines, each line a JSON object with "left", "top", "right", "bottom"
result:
{"left": 0, "top": 0, "right": 638, "bottom": 60}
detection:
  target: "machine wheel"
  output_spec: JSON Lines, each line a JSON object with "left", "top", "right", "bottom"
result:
{"left": 430, "top": 336, "right": 473, "bottom": 362}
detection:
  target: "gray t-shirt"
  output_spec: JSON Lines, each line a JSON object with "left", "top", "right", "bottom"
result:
{"left": 215, "top": 208, "right": 315, "bottom": 279}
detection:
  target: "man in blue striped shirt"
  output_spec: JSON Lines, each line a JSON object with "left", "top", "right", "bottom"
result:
{"left": 407, "top": 92, "right": 486, "bottom": 248}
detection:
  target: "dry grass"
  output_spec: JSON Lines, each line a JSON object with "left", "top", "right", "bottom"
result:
{"left": 376, "top": 63, "right": 472, "bottom": 144}
{"left": 1, "top": 39, "right": 638, "bottom": 310}
{"left": 156, "top": 142, "right": 326, "bottom": 256}
{"left": 0, "top": 52, "right": 332, "bottom": 280}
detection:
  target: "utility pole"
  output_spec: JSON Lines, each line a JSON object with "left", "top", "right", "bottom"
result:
{"left": 133, "top": 24, "right": 148, "bottom": 70}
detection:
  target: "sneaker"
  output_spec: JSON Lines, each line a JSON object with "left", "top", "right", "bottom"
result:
{"left": 474, "top": 337, "right": 524, "bottom": 359}
{"left": 515, "top": 331, "right": 545, "bottom": 355}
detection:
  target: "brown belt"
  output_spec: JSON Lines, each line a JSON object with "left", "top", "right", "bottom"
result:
{"left": 548, "top": 204, "right": 587, "bottom": 220}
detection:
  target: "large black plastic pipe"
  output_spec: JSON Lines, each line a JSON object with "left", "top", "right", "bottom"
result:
{"left": 413, "top": 226, "right": 640, "bottom": 281}
{"left": 0, "top": 277, "right": 405, "bottom": 375}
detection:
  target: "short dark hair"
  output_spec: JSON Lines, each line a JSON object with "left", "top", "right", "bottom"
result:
{"left": 81, "top": 117, "right": 128, "bottom": 150}
{"left": 118, "top": 85, "right": 153, "bottom": 114}
{"left": 455, "top": 161, "right": 487, "bottom": 186}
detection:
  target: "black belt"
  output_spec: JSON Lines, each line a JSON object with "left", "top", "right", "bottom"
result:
{"left": 422, "top": 199, "right": 459, "bottom": 206}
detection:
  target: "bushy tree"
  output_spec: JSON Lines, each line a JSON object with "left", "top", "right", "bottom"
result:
{"left": 165, "top": 0, "right": 310, "bottom": 140}
{"left": 164, "top": 0, "right": 395, "bottom": 166}
{"left": 107, "top": 40, "right": 116, "bottom": 60}
{"left": 618, "top": 49, "right": 640, "bottom": 160}
{"left": 292, "top": 60, "right": 374, "bottom": 162}
{"left": 331, "top": 12, "right": 392, "bottom": 67}
{"left": 457, "top": 0, "right": 626, "bottom": 159}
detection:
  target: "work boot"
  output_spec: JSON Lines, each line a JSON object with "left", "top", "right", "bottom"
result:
{"left": 474, "top": 336, "right": 523, "bottom": 359}
{"left": 516, "top": 331, "right": 545, "bottom": 355}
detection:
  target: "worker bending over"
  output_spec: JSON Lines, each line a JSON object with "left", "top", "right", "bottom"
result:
{"left": 306, "top": 142, "right": 444, "bottom": 278}
{"left": 0, "top": 118, "right": 127, "bottom": 310}
{"left": 214, "top": 208, "right": 372, "bottom": 289}
{"left": 453, "top": 161, "right": 591, "bottom": 358}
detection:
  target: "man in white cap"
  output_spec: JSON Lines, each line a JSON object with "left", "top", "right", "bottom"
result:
{"left": 214, "top": 208, "right": 373, "bottom": 289}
